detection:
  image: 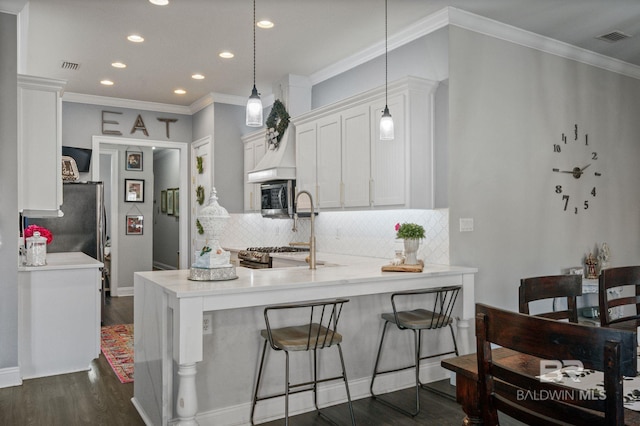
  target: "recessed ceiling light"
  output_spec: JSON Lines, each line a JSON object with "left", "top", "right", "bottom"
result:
{"left": 127, "top": 34, "right": 144, "bottom": 43}
{"left": 174, "top": 89, "right": 186, "bottom": 95}
{"left": 257, "top": 20, "right": 274, "bottom": 29}
{"left": 191, "top": 74, "right": 205, "bottom": 80}
{"left": 111, "top": 62, "right": 127, "bottom": 68}
{"left": 101, "top": 80, "right": 114, "bottom": 86}
{"left": 149, "top": 0, "right": 169, "bottom": 5}
{"left": 219, "top": 51, "right": 234, "bottom": 59}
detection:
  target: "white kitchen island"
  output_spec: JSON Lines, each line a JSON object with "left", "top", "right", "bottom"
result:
{"left": 133, "top": 256, "right": 476, "bottom": 426}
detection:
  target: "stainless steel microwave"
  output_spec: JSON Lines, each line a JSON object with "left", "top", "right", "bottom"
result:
{"left": 261, "top": 180, "right": 295, "bottom": 218}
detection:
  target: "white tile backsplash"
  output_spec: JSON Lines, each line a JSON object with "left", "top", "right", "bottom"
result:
{"left": 220, "top": 209, "right": 450, "bottom": 265}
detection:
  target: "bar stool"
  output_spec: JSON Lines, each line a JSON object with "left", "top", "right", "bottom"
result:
{"left": 370, "top": 285, "right": 461, "bottom": 416}
{"left": 250, "top": 298, "right": 356, "bottom": 425}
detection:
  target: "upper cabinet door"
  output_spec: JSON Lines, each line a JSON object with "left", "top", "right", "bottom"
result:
{"left": 295, "top": 122, "right": 317, "bottom": 202}
{"left": 18, "top": 75, "right": 66, "bottom": 216}
{"left": 370, "top": 93, "right": 406, "bottom": 207}
{"left": 316, "top": 114, "right": 341, "bottom": 209}
{"left": 342, "top": 104, "right": 371, "bottom": 208}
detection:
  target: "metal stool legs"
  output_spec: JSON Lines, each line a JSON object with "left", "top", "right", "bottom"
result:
{"left": 369, "top": 320, "right": 459, "bottom": 417}
{"left": 251, "top": 341, "right": 356, "bottom": 425}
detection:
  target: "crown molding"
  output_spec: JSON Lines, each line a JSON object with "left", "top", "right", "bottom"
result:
{"left": 63, "top": 92, "right": 192, "bottom": 115}
{"left": 310, "top": 7, "right": 450, "bottom": 86}
{"left": 447, "top": 7, "right": 640, "bottom": 80}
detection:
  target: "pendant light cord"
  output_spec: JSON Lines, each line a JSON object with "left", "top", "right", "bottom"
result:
{"left": 385, "top": 0, "right": 388, "bottom": 106}
{"left": 253, "top": 0, "right": 256, "bottom": 87}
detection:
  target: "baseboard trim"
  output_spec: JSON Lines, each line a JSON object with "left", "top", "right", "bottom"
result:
{"left": 190, "top": 360, "right": 448, "bottom": 425}
{"left": 131, "top": 397, "right": 155, "bottom": 426}
{"left": 116, "top": 287, "right": 134, "bottom": 297}
{"left": 0, "top": 366, "right": 22, "bottom": 389}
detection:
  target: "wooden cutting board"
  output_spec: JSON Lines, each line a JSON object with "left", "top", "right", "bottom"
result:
{"left": 381, "top": 260, "right": 424, "bottom": 272}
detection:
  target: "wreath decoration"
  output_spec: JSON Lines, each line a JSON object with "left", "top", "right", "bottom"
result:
{"left": 196, "top": 185, "right": 205, "bottom": 205}
{"left": 196, "top": 156, "right": 204, "bottom": 174}
{"left": 196, "top": 219, "right": 204, "bottom": 235}
{"left": 265, "top": 99, "right": 290, "bottom": 150}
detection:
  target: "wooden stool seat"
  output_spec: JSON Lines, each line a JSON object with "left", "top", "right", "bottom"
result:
{"left": 381, "top": 309, "right": 453, "bottom": 329}
{"left": 260, "top": 324, "right": 342, "bottom": 351}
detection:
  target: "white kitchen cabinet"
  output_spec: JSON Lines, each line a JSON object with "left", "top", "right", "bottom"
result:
{"left": 242, "top": 130, "right": 266, "bottom": 212}
{"left": 18, "top": 252, "right": 103, "bottom": 379}
{"left": 293, "top": 76, "right": 437, "bottom": 210}
{"left": 341, "top": 104, "right": 371, "bottom": 208}
{"left": 316, "top": 114, "right": 341, "bottom": 208}
{"left": 370, "top": 93, "right": 406, "bottom": 207}
{"left": 18, "top": 75, "right": 66, "bottom": 216}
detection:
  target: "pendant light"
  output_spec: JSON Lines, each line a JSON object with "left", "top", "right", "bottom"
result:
{"left": 379, "top": 0, "right": 394, "bottom": 140}
{"left": 246, "top": 0, "right": 263, "bottom": 127}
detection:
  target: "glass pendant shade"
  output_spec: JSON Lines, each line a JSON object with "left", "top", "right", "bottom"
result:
{"left": 246, "top": 85, "right": 263, "bottom": 127}
{"left": 380, "top": 105, "right": 394, "bottom": 140}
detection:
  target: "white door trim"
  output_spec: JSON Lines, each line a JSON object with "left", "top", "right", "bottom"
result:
{"left": 91, "top": 136, "right": 191, "bottom": 280}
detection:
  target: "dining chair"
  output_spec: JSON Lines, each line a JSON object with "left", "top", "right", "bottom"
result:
{"left": 599, "top": 265, "right": 640, "bottom": 329}
{"left": 476, "top": 303, "right": 637, "bottom": 425}
{"left": 518, "top": 274, "right": 583, "bottom": 322}
{"left": 250, "top": 298, "right": 356, "bottom": 426}
{"left": 370, "top": 285, "right": 461, "bottom": 417}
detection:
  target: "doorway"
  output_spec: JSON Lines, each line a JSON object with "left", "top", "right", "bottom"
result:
{"left": 91, "top": 135, "right": 190, "bottom": 296}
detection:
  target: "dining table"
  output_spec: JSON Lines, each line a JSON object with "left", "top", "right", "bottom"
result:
{"left": 441, "top": 347, "right": 640, "bottom": 425}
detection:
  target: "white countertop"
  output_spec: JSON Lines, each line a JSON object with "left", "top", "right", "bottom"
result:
{"left": 19, "top": 252, "right": 103, "bottom": 272}
{"left": 136, "top": 255, "right": 477, "bottom": 300}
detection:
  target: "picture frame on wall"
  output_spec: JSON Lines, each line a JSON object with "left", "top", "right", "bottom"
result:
{"left": 174, "top": 188, "right": 180, "bottom": 217}
{"left": 161, "top": 190, "right": 167, "bottom": 213}
{"left": 126, "top": 150, "right": 143, "bottom": 171}
{"left": 125, "top": 179, "right": 144, "bottom": 202}
{"left": 167, "top": 188, "right": 174, "bottom": 215}
{"left": 126, "top": 215, "right": 144, "bottom": 235}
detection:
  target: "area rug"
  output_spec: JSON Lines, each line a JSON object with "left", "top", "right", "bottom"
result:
{"left": 101, "top": 323, "right": 134, "bottom": 383}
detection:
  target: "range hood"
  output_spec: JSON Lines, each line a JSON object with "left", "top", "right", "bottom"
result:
{"left": 247, "top": 128, "right": 296, "bottom": 183}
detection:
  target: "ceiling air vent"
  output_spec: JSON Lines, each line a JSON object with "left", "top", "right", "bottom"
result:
{"left": 60, "top": 61, "right": 80, "bottom": 70}
{"left": 596, "top": 31, "right": 631, "bottom": 43}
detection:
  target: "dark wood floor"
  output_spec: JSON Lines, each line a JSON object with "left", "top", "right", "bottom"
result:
{"left": 0, "top": 296, "right": 495, "bottom": 426}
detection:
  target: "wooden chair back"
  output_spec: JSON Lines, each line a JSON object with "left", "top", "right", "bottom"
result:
{"left": 599, "top": 266, "right": 640, "bottom": 328}
{"left": 476, "top": 303, "right": 637, "bottom": 425}
{"left": 519, "top": 274, "right": 582, "bottom": 323}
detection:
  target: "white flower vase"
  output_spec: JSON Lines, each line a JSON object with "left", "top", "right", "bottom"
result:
{"left": 403, "top": 238, "right": 420, "bottom": 265}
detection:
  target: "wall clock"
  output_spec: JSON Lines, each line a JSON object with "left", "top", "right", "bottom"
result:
{"left": 552, "top": 124, "right": 601, "bottom": 214}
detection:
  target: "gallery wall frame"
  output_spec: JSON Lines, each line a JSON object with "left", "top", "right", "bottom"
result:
{"left": 125, "top": 179, "right": 144, "bottom": 202}
{"left": 161, "top": 190, "right": 167, "bottom": 213}
{"left": 126, "top": 215, "right": 144, "bottom": 235}
{"left": 167, "top": 188, "right": 174, "bottom": 215}
{"left": 126, "top": 150, "right": 143, "bottom": 171}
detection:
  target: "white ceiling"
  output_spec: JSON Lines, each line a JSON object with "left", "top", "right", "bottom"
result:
{"left": 3, "top": 0, "right": 640, "bottom": 107}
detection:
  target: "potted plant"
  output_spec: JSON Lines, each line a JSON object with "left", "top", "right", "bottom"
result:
{"left": 395, "top": 222, "right": 425, "bottom": 265}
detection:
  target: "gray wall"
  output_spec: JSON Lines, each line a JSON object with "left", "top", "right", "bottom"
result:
{"left": 0, "top": 11, "right": 18, "bottom": 372}
{"left": 448, "top": 27, "right": 640, "bottom": 311}
{"left": 311, "top": 27, "right": 449, "bottom": 108}
{"left": 153, "top": 149, "right": 180, "bottom": 268}
{"left": 213, "top": 103, "right": 246, "bottom": 213}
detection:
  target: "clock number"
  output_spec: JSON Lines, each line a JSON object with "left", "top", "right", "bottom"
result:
{"left": 562, "top": 133, "right": 567, "bottom": 144}
{"left": 585, "top": 133, "right": 589, "bottom": 146}
{"left": 575, "top": 206, "right": 578, "bottom": 214}
{"left": 574, "top": 124, "right": 578, "bottom": 140}
{"left": 555, "top": 185, "right": 563, "bottom": 194}
{"left": 584, "top": 200, "right": 589, "bottom": 210}
{"left": 592, "top": 152, "right": 598, "bottom": 160}
{"left": 562, "top": 195, "right": 570, "bottom": 211}
{"left": 553, "top": 144, "right": 561, "bottom": 153}
{"left": 591, "top": 187, "right": 596, "bottom": 197}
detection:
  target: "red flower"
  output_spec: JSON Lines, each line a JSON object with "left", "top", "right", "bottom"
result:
{"left": 24, "top": 225, "right": 53, "bottom": 244}
{"left": 394, "top": 223, "right": 401, "bottom": 232}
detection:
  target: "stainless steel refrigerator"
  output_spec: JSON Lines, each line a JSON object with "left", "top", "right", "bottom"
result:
{"left": 25, "top": 182, "right": 107, "bottom": 320}
{"left": 27, "top": 182, "right": 106, "bottom": 262}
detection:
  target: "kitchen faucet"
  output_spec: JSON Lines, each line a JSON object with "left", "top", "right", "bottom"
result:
{"left": 292, "top": 190, "right": 316, "bottom": 269}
